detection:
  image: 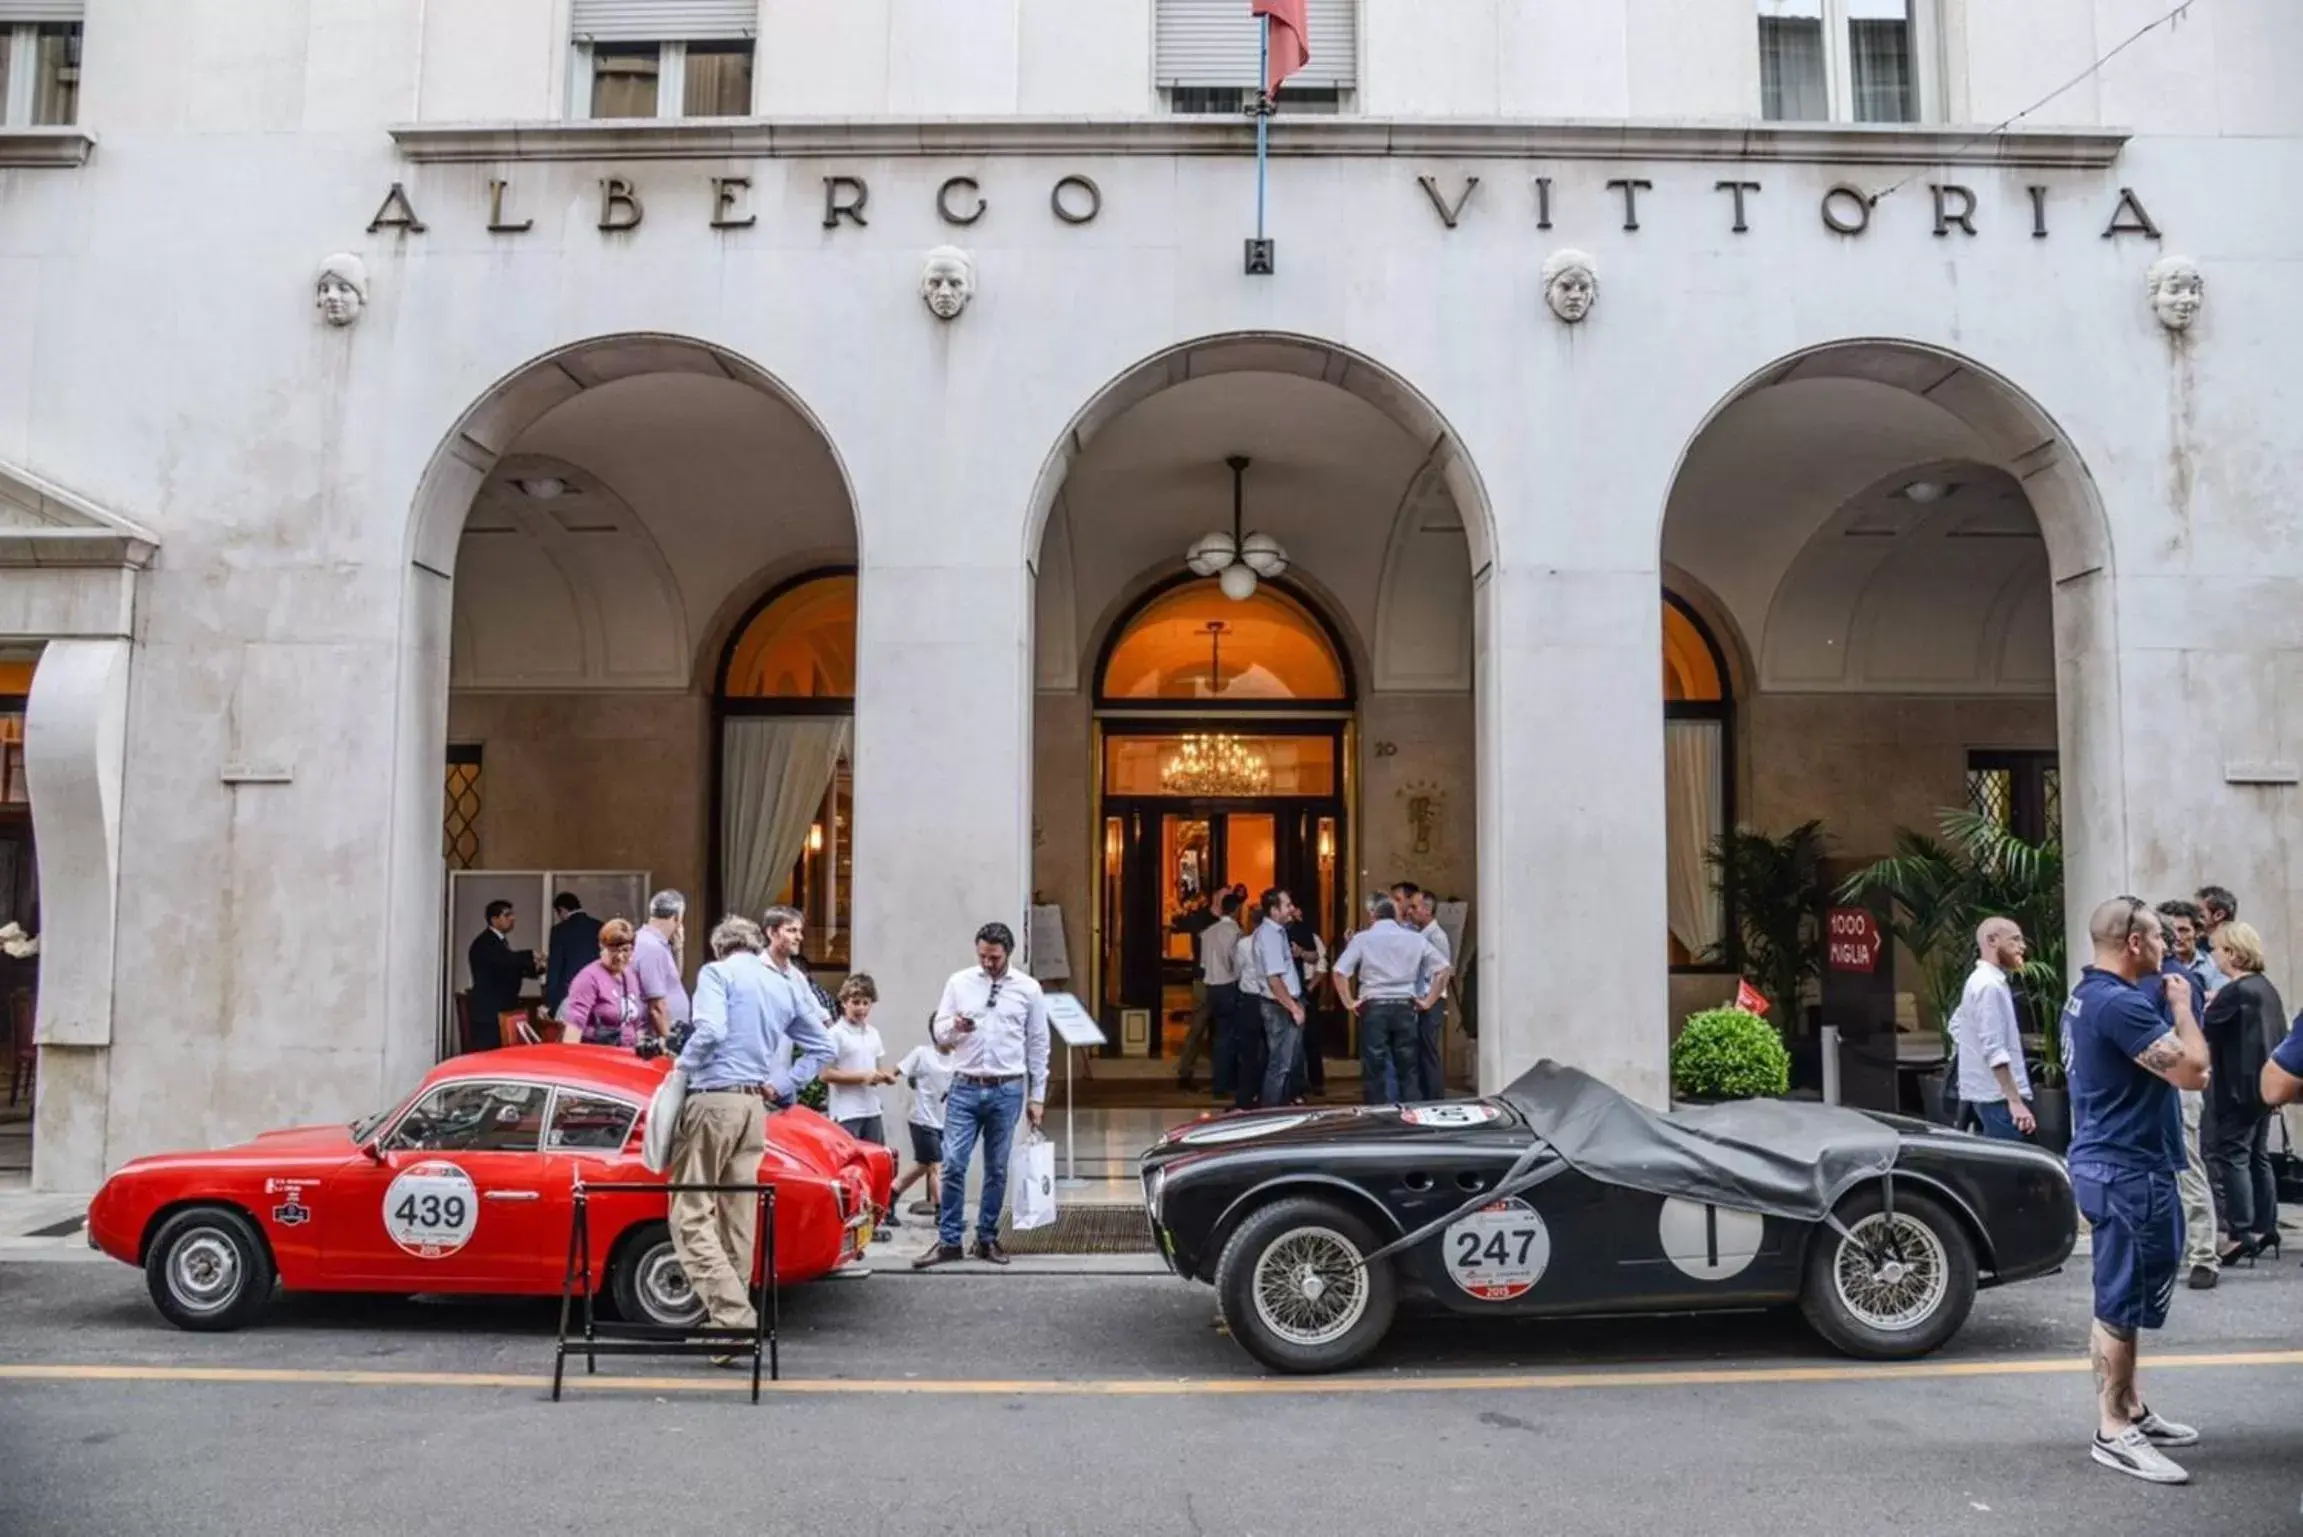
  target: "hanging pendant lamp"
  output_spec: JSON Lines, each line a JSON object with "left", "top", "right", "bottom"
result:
{"left": 1185, "top": 456, "right": 1289, "bottom": 600}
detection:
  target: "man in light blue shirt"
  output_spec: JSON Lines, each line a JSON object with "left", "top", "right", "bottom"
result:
{"left": 1333, "top": 896, "right": 1450, "bottom": 1104}
{"left": 1252, "top": 889, "right": 1306, "bottom": 1109}
{"left": 669, "top": 907, "right": 834, "bottom": 1340}
{"left": 1948, "top": 917, "right": 2033, "bottom": 1141}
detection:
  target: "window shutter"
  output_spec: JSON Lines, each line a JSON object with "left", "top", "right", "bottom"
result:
{"left": 569, "top": 0, "right": 757, "bottom": 43}
{"left": 1155, "top": 0, "right": 1356, "bottom": 90}
{"left": 0, "top": 2, "right": 86, "bottom": 21}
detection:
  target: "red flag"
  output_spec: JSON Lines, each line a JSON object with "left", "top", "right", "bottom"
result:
{"left": 1250, "top": 0, "right": 1310, "bottom": 101}
{"left": 1735, "top": 979, "right": 1770, "bottom": 1017}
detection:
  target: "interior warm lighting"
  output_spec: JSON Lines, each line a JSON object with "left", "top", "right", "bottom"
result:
{"left": 722, "top": 575, "right": 858, "bottom": 699}
{"left": 1316, "top": 823, "right": 1335, "bottom": 860}
{"left": 1161, "top": 733, "right": 1272, "bottom": 797}
{"left": 807, "top": 821, "right": 825, "bottom": 854}
{"left": 1102, "top": 582, "right": 1345, "bottom": 702}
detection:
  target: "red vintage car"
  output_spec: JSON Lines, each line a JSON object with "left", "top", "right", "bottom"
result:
{"left": 86, "top": 1046, "right": 894, "bottom": 1332}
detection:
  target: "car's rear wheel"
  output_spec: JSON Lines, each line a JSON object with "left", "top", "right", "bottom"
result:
{"left": 611, "top": 1222, "right": 708, "bottom": 1330}
{"left": 1799, "top": 1188, "right": 1976, "bottom": 1359}
{"left": 145, "top": 1206, "right": 276, "bottom": 1332}
{"left": 1214, "top": 1195, "right": 1395, "bottom": 1374}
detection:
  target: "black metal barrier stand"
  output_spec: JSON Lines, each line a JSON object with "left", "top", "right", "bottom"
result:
{"left": 552, "top": 1179, "right": 778, "bottom": 1403}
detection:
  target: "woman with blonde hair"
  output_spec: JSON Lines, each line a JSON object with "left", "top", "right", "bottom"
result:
{"left": 2201, "top": 920, "right": 2285, "bottom": 1261}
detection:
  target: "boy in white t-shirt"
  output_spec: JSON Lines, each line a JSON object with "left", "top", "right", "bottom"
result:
{"left": 820, "top": 974, "right": 896, "bottom": 1151}
{"left": 890, "top": 1019, "right": 957, "bottom": 1220}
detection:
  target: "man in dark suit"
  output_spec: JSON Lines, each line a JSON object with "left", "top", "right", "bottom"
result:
{"left": 543, "top": 891, "right": 604, "bottom": 1017}
{"left": 467, "top": 899, "right": 543, "bottom": 1050}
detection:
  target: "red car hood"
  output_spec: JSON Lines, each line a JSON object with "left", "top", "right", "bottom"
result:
{"left": 113, "top": 1122, "right": 360, "bottom": 1175}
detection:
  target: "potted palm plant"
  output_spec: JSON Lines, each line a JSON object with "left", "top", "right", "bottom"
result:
{"left": 1701, "top": 820, "right": 1831, "bottom": 1028}
{"left": 1839, "top": 809, "right": 2067, "bottom": 1144}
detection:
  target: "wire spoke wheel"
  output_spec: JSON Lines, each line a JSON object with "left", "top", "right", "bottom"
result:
{"left": 1832, "top": 1212, "right": 1948, "bottom": 1332}
{"left": 1250, "top": 1225, "right": 1369, "bottom": 1348}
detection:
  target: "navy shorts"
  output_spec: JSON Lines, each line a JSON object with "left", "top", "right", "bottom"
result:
{"left": 908, "top": 1123, "right": 943, "bottom": 1165}
{"left": 2071, "top": 1162, "right": 2181, "bottom": 1332}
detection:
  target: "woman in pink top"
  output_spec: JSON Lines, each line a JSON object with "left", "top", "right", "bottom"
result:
{"left": 560, "top": 918, "right": 646, "bottom": 1048}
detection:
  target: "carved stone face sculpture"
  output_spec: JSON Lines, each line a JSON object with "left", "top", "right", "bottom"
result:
{"left": 315, "top": 253, "right": 368, "bottom": 327}
{"left": 2146, "top": 256, "right": 2203, "bottom": 332}
{"left": 919, "top": 246, "right": 976, "bottom": 321}
{"left": 1542, "top": 249, "right": 1597, "bottom": 324}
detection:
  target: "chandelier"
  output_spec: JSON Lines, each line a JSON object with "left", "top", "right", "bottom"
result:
{"left": 1186, "top": 455, "right": 1289, "bottom": 601}
{"left": 1161, "top": 733, "right": 1271, "bottom": 797}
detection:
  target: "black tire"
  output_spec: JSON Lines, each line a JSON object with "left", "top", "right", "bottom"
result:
{"left": 1799, "top": 1188, "right": 1977, "bottom": 1359}
{"left": 1213, "top": 1195, "right": 1396, "bottom": 1374}
{"left": 144, "top": 1206, "right": 276, "bottom": 1332}
{"left": 610, "top": 1221, "right": 708, "bottom": 1330}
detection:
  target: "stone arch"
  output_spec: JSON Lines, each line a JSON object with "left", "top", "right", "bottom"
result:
{"left": 1021, "top": 332, "right": 1500, "bottom": 581}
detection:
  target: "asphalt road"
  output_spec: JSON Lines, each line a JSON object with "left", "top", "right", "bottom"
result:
{"left": 2, "top": 1253, "right": 2298, "bottom": 1536}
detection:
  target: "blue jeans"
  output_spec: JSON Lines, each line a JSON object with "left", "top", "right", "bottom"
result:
{"left": 1970, "top": 1099, "right": 2027, "bottom": 1142}
{"left": 1358, "top": 1000, "right": 1417, "bottom": 1105}
{"left": 938, "top": 1077, "right": 1025, "bottom": 1249}
{"left": 1260, "top": 998, "right": 1302, "bottom": 1109}
{"left": 1416, "top": 1004, "right": 1445, "bottom": 1100}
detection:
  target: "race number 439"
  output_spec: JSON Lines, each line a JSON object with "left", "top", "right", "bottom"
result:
{"left": 383, "top": 1161, "right": 479, "bottom": 1259}
{"left": 1443, "top": 1197, "right": 1551, "bottom": 1301}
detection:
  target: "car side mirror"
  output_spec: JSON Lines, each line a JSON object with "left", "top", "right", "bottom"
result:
{"left": 360, "top": 1139, "right": 387, "bottom": 1165}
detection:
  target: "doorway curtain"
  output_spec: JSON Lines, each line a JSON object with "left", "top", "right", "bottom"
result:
{"left": 1664, "top": 718, "right": 1724, "bottom": 961}
{"left": 720, "top": 717, "right": 850, "bottom": 922}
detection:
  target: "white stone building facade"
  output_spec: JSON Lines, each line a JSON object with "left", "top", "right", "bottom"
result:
{"left": 4, "top": 0, "right": 2299, "bottom": 1189}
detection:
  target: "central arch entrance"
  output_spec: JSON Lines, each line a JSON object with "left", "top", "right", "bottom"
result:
{"left": 1093, "top": 575, "right": 1355, "bottom": 1059}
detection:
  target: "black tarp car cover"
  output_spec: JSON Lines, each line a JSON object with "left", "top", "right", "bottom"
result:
{"left": 1500, "top": 1061, "right": 1899, "bottom": 1223}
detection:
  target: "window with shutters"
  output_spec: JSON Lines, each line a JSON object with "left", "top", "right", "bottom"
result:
{"left": 0, "top": 3, "right": 82, "bottom": 127}
{"left": 1756, "top": 0, "right": 1940, "bottom": 124}
{"left": 568, "top": 0, "right": 756, "bottom": 120}
{"left": 1155, "top": 0, "right": 1356, "bottom": 114}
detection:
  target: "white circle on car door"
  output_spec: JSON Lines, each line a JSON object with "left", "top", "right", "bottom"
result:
{"left": 383, "top": 1161, "right": 480, "bottom": 1259}
{"left": 1442, "top": 1197, "right": 1551, "bottom": 1301}
{"left": 1657, "top": 1197, "right": 1765, "bottom": 1280}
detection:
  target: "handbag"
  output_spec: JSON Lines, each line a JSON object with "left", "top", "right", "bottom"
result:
{"left": 1013, "top": 1131, "right": 1058, "bottom": 1232}
{"left": 641, "top": 1066, "right": 687, "bottom": 1174}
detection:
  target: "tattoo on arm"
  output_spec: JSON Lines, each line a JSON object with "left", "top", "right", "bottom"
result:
{"left": 2135, "top": 1032, "right": 2185, "bottom": 1075}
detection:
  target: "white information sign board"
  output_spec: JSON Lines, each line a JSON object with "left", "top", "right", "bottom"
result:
{"left": 1043, "top": 991, "right": 1107, "bottom": 1048}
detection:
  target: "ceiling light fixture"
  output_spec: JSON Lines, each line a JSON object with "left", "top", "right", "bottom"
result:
{"left": 1897, "top": 479, "right": 1955, "bottom": 504}
{"left": 1185, "top": 456, "right": 1288, "bottom": 602}
{"left": 516, "top": 476, "right": 567, "bottom": 501}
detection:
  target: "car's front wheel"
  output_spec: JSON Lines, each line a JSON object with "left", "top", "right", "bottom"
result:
{"left": 1214, "top": 1195, "right": 1396, "bottom": 1374}
{"left": 1799, "top": 1188, "right": 1976, "bottom": 1359}
{"left": 611, "top": 1222, "right": 708, "bottom": 1330}
{"left": 145, "top": 1206, "right": 277, "bottom": 1332}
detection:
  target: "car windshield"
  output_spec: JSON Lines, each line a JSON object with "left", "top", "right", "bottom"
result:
{"left": 348, "top": 1104, "right": 394, "bottom": 1143}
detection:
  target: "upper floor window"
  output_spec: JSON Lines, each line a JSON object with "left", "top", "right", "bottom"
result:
{"left": 1758, "top": 0, "right": 1932, "bottom": 124}
{"left": 1156, "top": 0, "right": 1356, "bottom": 115}
{"left": 0, "top": 5, "right": 82, "bottom": 128}
{"left": 569, "top": 0, "right": 755, "bottom": 120}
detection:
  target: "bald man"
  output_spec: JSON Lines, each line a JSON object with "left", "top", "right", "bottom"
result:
{"left": 1948, "top": 916, "right": 2034, "bottom": 1141}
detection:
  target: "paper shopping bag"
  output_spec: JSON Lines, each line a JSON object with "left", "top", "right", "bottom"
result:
{"left": 641, "top": 1067, "right": 687, "bottom": 1174}
{"left": 1013, "top": 1133, "right": 1058, "bottom": 1231}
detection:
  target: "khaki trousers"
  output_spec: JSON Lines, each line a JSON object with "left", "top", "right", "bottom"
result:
{"left": 2177, "top": 1089, "right": 2219, "bottom": 1272}
{"left": 668, "top": 1091, "right": 766, "bottom": 1330}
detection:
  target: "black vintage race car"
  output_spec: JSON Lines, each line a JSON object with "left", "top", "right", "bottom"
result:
{"left": 1140, "top": 1062, "right": 2076, "bottom": 1373}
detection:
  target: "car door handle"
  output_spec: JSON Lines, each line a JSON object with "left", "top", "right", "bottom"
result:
{"left": 484, "top": 1190, "right": 541, "bottom": 1203}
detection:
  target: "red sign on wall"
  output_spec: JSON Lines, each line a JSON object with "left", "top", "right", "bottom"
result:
{"left": 1826, "top": 908, "right": 1883, "bottom": 973}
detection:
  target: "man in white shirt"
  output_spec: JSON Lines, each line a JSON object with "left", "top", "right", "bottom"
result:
{"left": 913, "top": 922, "right": 1051, "bottom": 1269}
{"left": 1252, "top": 889, "right": 1307, "bottom": 1110}
{"left": 1176, "top": 892, "right": 1244, "bottom": 1093}
{"left": 1410, "top": 891, "right": 1455, "bottom": 1100}
{"left": 1949, "top": 916, "right": 2035, "bottom": 1141}
{"left": 1333, "top": 895, "right": 1450, "bottom": 1103}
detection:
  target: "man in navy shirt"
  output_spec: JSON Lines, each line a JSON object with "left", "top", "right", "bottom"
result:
{"left": 2062, "top": 896, "right": 2211, "bottom": 1484}
{"left": 2263, "top": 1011, "right": 2303, "bottom": 1106}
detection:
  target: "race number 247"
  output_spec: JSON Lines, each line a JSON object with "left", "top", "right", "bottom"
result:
{"left": 1456, "top": 1227, "right": 1539, "bottom": 1269}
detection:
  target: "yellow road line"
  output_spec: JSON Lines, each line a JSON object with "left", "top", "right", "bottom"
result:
{"left": 1, "top": 1350, "right": 2299, "bottom": 1397}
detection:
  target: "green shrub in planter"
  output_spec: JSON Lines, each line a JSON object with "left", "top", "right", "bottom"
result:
{"left": 1672, "top": 1007, "right": 1791, "bottom": 1101}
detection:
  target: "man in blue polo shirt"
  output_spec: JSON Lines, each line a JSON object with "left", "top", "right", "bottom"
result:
{"left": 2263, "top": 1011, "right": 2303, "bottom": 1106}
{"left": 2062, "top": 895, "right": 2212, "bottom": 1484}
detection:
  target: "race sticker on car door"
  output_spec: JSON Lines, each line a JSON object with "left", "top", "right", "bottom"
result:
{"left": 1443, "top": 1196, "right": 1551, "bottom": 1300}
{"left": 382, "top": 1161, "right": 479, "bottom": 1259}
{"left": 1398, "top": 1104, "right": 1500, "bottom": 1128}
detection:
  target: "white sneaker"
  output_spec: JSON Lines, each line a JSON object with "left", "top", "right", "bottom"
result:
{"left": 2131, "top": 1406, "right": 2199, "bottom": 1448}
{"left": 2092, "top": 1427, "right": 2190, "bottom": 1484}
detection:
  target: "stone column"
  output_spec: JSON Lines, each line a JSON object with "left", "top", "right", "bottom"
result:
{"left": 846, "top": 560, "right": 1034, "bottom": 1062}
{"left": 26, "top": 639, "right": 131, "bottom": 1191}
{"left": 1476, "top": 565, "right": 1671, "bottom": 1107}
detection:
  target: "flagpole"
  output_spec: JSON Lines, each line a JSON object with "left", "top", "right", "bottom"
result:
{"left": 1255, "top": 14, "right": 1270, "bottom": 244}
